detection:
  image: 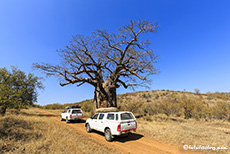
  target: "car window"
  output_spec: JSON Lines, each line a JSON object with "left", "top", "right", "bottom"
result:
{"left": 98, "top": 113, "right": 104, "bottom": 120}
{"left": 121, "top": 113, "right": 134, "bottom": 120}
{"left": 107, "top": 114, "right": 114, "bottom": 120}
{"left": 92, "top": 114, "right": 99, "bottom": 119}
{"left": 72, "top": 110, "right": 82, "bottom": 114}
{"left": 68, "top": 110, "right": 71, "bottom": 113}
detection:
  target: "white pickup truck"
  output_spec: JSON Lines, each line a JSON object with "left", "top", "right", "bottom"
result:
{"left": 61, "top": 108, "right": 83, "bottom": 123}
{"left": 85, "top": 111, "right": 137, "bottom": 141}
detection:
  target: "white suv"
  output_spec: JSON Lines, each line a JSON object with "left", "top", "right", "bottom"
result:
{"left": 61, "top": 108, "right": 83, "bottom": 123}
{"left": 85, "top": 111, "right": 137, "bottom": 141}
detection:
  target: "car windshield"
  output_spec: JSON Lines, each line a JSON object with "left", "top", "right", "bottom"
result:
{"left": 72, "top": 110, "right": 82, "bottom": 114}
{"left": 92, "top": 114, "right": 99, "bottom": 119}
{"left": 120, "top": 113, "right": 134, "bottom": 120}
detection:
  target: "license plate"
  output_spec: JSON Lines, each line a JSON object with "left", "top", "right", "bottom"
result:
{"left": 125, "top": 130, "right": 130, "bottom": 134}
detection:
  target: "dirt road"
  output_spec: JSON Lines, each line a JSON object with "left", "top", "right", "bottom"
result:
{"left": 35, "top": 109, "right": 200, "bottom": 154}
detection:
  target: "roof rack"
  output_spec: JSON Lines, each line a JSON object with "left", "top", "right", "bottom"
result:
{"left": 96, "top": 107, "right": 118, "bottom": 113}
{"left": 65, "top": 105, "right": 81, "bottom": 109}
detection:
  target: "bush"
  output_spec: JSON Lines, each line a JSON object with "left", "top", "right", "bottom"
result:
{"left": 191, "top": 100, "right": 208, "bottom": 120}
{"left": 155, "top": 94, "right": 160, "bottom": 99}
{"left": 43, "top": 103, "right": 64, "bottom": 110}
{"left": 157, "top": 97, "right": 181, "bottom": 117}
{"left": 179, "top": 96, "right": 196, "bottom": 119}
{"left": 212, "top": 101, "right": 230, "bottom": 121}
{"left": 81, "top": 101, "right": 93, "bottom": 112}
{"left": 122, "top": 101, "right": 144, "bottom": 115}
{"left": 142, "top": 103, "right": 158, "bottom": 115}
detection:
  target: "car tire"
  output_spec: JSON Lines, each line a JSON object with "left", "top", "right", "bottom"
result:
{"left": 105, "top": 128, "right": 113, "bottom": 142}
{"left": 66, "top": 117, "right": 70, "bottom": 123}
{"left": 86, "top": 123, "right": 92, "bottom": 133}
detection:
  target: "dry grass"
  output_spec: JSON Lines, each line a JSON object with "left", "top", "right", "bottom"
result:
{"left": 0, "top": 109, "right": 120, "bottom": 154}
{"left": 45, "top": 109, "right": 63, "bottom": 115}
{"left": 136, "top": 114, "right": 230, "bottom": 154}
{"left": 46, "top": 109, "right": 230, "bottom": 153}
{"left": 36, "top": 88, "right": 230, "bottom": 154}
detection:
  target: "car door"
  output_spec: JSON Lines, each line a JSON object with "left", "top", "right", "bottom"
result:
{"left": 67, "top": 110, "right": 71, "bottom": 118}
{"left": 97, "top": 113, "right": 105, "bottom": 131}
{"left": 90, "top": 113, "right": 99, "bottom": 129}
{"left": 61, "top": 110, "right": 67, "bottom": 119}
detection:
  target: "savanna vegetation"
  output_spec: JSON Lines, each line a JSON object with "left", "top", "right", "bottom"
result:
{"left": 42, "top": 90, "right": 230, "bottom": 153}
{"left": 0, "top": 109, "right": 120, "bottom": 154}
{"left": 0, "top": 67, "right": 43, "bottom": 116}
{"left": 117, "top": 90, "right": 230, "bottom": 122}
{"left": 41, "top": 90, "right": 230, "bottom": 154}
{"left": 44, "top": 90, "right": 230, "bottom": 122}
{"left": 1, "top": 90, "right": 230, "bottom": 154}
{"left": 137, "top": 114, "right": 230, "bottom": 154}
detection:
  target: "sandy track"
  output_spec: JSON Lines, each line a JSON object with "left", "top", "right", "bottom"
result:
{"left": 35, "top": 109, "right": 200, "bottom": 154}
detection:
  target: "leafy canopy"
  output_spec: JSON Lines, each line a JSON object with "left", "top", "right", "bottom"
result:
{"left": 0, "top": 67, "right": 43, "bottom": 114}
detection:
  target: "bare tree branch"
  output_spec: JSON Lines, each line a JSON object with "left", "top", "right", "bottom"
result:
{"left": 33, "top": 19, "right": 160, "bottom": 108}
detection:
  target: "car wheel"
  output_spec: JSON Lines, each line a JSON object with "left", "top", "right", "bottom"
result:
{"left": 86, "top": 123, "right": 92, "bottom": 133}
{"left": 66, "top": 117, "right": 69, "bottom": 123}
{"left": 105, "top": 128, "right": 113, "bottom": 142}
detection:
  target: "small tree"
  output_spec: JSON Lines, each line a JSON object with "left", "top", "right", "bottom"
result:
{"left": 194, "top": 88, "right": 200, "bottom": 94}
{"left": 0, "top": 67, "right": 43, "bottom": 115}
{"left": 33, "top": 20, "right": 160, "bottom": 110}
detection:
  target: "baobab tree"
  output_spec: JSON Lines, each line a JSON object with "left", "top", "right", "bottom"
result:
{"left": 33, "top": 20, "right": 160, "bottom": 109}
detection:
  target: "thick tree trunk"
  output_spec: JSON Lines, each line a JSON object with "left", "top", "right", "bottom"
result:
{"left": 93, "top": 80, "right": 117, "bottom": 110}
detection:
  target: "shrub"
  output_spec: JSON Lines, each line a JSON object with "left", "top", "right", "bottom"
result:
{"left": 191, "top": 100, "right": 208, "bottom": 120}
{"left": 43, "top": 103, "right": 64, "bottom": 110}
{"left": 194, "top": 88, "right": 200, "bottom": 94}
{"left": 142, "top": 103, "right": 158, "bottom": 115}
{"left": 212, "top": 101, "right": 230, "bottom": 121}
{"left": 179, "top": 96, "right": 195, "bottom": 119}
{"left": 123, "top": 101, "right": 144, "bottom": 115}
{"left": 157, "top": 97, "right": 181, "bottom": 117}
{"left": 81, "top": 101, "right": 93, "bottom": 112}
{"left": 155, "top": 94, "right": 160, "bottom": 99}
{"left": 171, "top": 93, "right": 179, "bottom": 99}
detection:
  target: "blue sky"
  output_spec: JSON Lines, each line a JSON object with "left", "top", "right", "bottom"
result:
{"left": 0, "top": 0, "right": 229, "bottom": 105}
